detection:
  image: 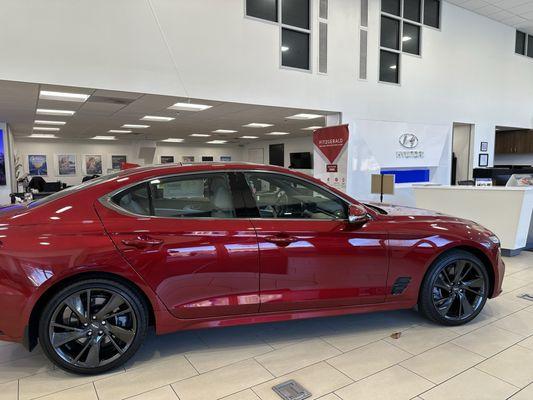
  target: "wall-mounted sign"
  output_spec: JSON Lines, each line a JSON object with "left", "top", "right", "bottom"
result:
{"left": 399, "top": 133, "right": 419, "bottom": 149}
{"left": 480, "top": 141, "right": 488, "bottom": 152}
{"left": 313, "top": 125, "right": 349, "bottom": 164}
{"left": 326, "top": 164, "right": 338, "bottom": 172}
{"left": 313, "top": 124, "right": 349, "bottom": 191}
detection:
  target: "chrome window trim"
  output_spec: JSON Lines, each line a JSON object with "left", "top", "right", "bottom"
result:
{"left": 98, "top": 168, "right": 366, "bottom": 222}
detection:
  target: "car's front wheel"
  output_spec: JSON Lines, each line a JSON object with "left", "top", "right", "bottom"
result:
{"left": 38, "top": 278, "right": 148, "bottom": 374}
{"left": 418, "top": 250, "right": 489, "bottom": 326}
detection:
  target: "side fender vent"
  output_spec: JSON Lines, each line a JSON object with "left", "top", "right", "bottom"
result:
{"left": 392, "top": 277, "right": 412, "bottom": 295}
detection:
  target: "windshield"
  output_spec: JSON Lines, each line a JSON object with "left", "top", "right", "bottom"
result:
{"left": 28, "top": 171, "right": 123, "bottom": 208}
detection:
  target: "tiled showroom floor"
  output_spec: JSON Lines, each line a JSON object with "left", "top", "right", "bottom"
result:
{"left": 2, "top": 253, "right": 533, "bottom": 400}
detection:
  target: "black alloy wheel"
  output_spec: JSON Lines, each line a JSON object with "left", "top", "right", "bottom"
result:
{"left": 419, "top": 250, "right": 489, "bottom": 325}
{"left": 39, "top": 279, "right": 148, "bottom": 374}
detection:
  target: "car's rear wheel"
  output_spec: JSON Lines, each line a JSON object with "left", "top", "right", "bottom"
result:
{"left": 38, "top": 279, "right": 148, "bottom": 374}
{"left": 418, "top": 250, "right": 489, "bottom": 326}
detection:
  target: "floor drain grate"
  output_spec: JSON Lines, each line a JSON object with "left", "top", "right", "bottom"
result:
{"left": 272, "top": 380, "right": 311, "bottom": 400}
{"left": 517, "top": 294, "right": 533, "bottom": 302}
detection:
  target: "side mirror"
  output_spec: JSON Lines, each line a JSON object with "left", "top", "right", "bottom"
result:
{"left": 348, "top": 204, "right": 369, "bottom": 224}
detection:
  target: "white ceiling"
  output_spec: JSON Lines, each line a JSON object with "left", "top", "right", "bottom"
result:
{"left": 0, "top": 80, "right": 337, "bottom": 145}
{"left": 447, "top": 0, "right": 533, "bottom": 34}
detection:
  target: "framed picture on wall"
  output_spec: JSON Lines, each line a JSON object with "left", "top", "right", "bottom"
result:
{"left": 111, "top": 155, "right": 127, "bottom": 170}
{"left": 480, "top": 142, "right": 488, "bottom": 152}
{"left": 478, "top": 153, "right": 489, "bottom": 167}
{"left": 202, "top": 156, "right": 214, "bottom": 162}
{"left": 28, "top": 155, "right": 48, "bottom": 176}
{"left": 84, "top": 155, "right": 102, "bottom": 175}
{"left": 220, "top": 156, "right": 231, "bottom": 162}
{"left": 182, "top": 156, "right": 194, "bottom": 163}
{"left": 161, "top": 156, "right": 175, "bottom": 164}
{"left": 57, "top": 154, "right": 77, "bottom": 176}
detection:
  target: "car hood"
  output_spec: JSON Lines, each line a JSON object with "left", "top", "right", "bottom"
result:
{"left": 367, "top": 202, "right": 469, "bottom": 223}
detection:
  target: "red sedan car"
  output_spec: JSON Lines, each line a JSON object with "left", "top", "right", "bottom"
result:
{"left": 0, "top": 163, "right": 504, "bottom": 374}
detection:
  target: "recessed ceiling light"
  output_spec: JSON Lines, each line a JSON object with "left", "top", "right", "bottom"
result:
{"left": 286, "top": 113, "right": 323, "bottom": 120}
{"left": 213, "top": 129, "right": 238, "bottom": 133}
{"left": 92, "top": 136, "right": 116, "bottom": 140}
{"left": 207, "top": 140, "right": 227, "bottom": 144}
{"left": 39, "top": 90, "right": 90, "bottom": 102}
{"left": 190, "top": 133, "right": 211, "bottom": 137}
{"left": 161, "top": 138, "right": 184, "bottom": 142}
{"left": 33, "top": 126, "right": 60, "bottom": 131}
{"left": 239, "top": 136, "right": 259, "bottom": 139}
{"left": 243, "top": 123, "right": 273, "bottom": 128}
{"left": 168, "top": 102, "right": 212, "bottom": 111}
{"left": 141, "top": 115, "right": 175, "bottom": 122}
{"left": 122, "top": 124, "right": 150, "bottom": 129}
{"left": 36, "top": 109, "right": 75, "bottom": 116}
{"left": 34, "top": 120, "right": 66, "bottom": 125}
{"left": 302, "top": 126, "right": 323, "bottom": 130}
{"left": 29, "top": 133, "right": 58, "bottom": 139}
{"left": 108, "top": 129, "right": 132, "bottom": 133}
{"left": 267, "top": 131, "right": 290, "bottom": 136}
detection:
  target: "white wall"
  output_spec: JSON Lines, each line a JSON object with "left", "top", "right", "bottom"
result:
{"left": 1, "top": 0, "right": 533, "bottom": 200}
{"left": 493, "top": 153, "right": 533, "bottom": 166}
{"left": 14, "top": 139, "right": 245, "bottom": 186}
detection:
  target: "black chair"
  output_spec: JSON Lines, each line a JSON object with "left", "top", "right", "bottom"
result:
{"left": 43, "top": 182, "right": 62, "bottom": 192}
{"left": 28, "top": 177, "right": 46, "bottom": 192}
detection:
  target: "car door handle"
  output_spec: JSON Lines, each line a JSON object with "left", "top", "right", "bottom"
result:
{"left": 121, "top": 235, "right": 164, "bottom": 249}
{"left": 264, "top": 235, "right": 298, "bottom": 247}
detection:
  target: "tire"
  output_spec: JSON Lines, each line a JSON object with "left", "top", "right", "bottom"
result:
{"left": 38, "top": 278, "right": 148, "bottom": 374}
{"left": 418, "top": 250, "right": 489, "bottom": 326}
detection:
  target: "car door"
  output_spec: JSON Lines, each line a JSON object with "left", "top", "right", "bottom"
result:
{"left": 240, "top": 171, "right": 389, "bottom": 313}
{"left": 95, "top": 171, "right": 260, "bottom": 319}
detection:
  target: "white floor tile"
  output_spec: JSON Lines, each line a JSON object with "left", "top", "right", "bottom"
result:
{"left": 126, "top": 385, "right": 179, "bottom": 400}
{"left": 451, "top": 324, "right": 525, "bottom": 357}
{"left": 383, "top": 324, "right": 458, "bottom": 354}
{"left": 509, "top": 383, "right": 533, "bottom": 400}
{"left": 327, "top": 340, "right": 411, "bottom": 381}
{"left": 95, "top": 356, "right": 197, "bottom": 400}
{"left": 221, "top": 389, "right": 261, "bottom": 400}
{"left": 37, "top": 383, "right": 98, "bottom": 400}
{"left": 0, "top": 380, "right": 18, "bottom": 400}
{"left": 255, "top": 338, "right": 340, "bottom": 377}
{"left": 493, "top": 310, "right": 533, "bottom": 336}
{"left": 401, "top": 343, "right": 484, "bottom": 384}
{"left": 420, "top": 368, "right": 517, "bottom": 400}
{"left": 0, "top": 354, "right": 53, "bottom": 384}
{"left": 252, "top": 362, "right": 352, "bottom": 400}
{"left": 477, "top": 345, "right": 533, "bottom": 387}
{"left": 171, "top": 359, "right": 273, "bottom": 400}
{"left": 335, "top": 365, "right": 433, "bottom": 400}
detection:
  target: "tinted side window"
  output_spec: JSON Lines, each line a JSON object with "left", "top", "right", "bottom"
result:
{"left": 111, "top": 183, "right": 151, "bottom": 216}
{"left": 150, "top": 174, "right": 235, "bottom": 218}
{"left": 244, "top": 172, "right": 346, "bottom": 220}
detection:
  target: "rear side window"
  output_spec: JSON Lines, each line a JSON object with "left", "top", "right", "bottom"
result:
{"left": 110, "top": 173, "right": 236, "bottom": 219}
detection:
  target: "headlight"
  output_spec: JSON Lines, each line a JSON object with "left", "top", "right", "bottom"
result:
{"left": 489, "top": 235, "right": 500, "bottom": 245}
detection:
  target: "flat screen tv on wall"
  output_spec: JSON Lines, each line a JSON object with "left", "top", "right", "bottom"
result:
{"left": 289, "top": 152, "right": 312, "bottom": 169}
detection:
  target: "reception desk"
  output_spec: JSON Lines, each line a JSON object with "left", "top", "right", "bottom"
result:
{"left": 413, "top": 185, "right": 533, "bottom": 256}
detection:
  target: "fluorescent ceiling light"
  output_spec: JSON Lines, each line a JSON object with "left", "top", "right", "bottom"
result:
{"left": 33, "top": 126, "right": 60, "bottom": 131}
{"left": 92, "top": 136, "right": 116, "bottom": 140}
{"left": 239, "top": 136, "right": 259, "bottom": 139}
{"left": 122, "top": 124, "right": 150, "bottom": 129}
{"left": 39, "top": 90, "right": 90, "bottom": 102}
{"left": 302, "top": 126, "right": 323, "bottom": 130}
{"left": 34, "top": 120, "right": 66, "bottom": 125}
{"left": 36, "top": 109, "right": 76, "bottom": 116}
{"left": 207, "top": 140, "right": 227, "bottom": 144}
{"left": 168, "top": 102, "right": 212, "bottom": 111}
{"left": 281, "top": 46, "right": 290, "bottom": 52}
{"left": 389, "top": 65, "right": 397, "bottom": 70}
{"left": 286, "top": 113, "right": 323, "bottom": 120}
{"left": 190, "top": 133, "right": 211, "bottom": 137}
{"left": 108, "top": 129, "right": 132, "bottom": 133}
{"left": 402, "top": 36, "right": 412, "bottom": 42}
{"left": 161, "top": 138, "right": 184, "bottom": 142}
{"left": 212, "top": 129, "right": 237, "bottom": 133}
{"left": 141, "top": 115, "right": 175, "bottom": 122}
{"left": 267, "top": 131, "right": 290, "bottom": 135}
{"left": 29, "top": 133, "right": 58, "bottom": 139}
{"left": 243, "top": 123, "right": 273, "bottom": 128}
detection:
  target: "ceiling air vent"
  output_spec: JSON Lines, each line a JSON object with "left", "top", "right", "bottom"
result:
{"left": 86, "top": 96, "right": 136, "bottom": 106}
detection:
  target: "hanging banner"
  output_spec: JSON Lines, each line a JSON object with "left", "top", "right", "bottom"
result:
{"left": 313, "top": 124, "right": 349, "bottom": 191}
